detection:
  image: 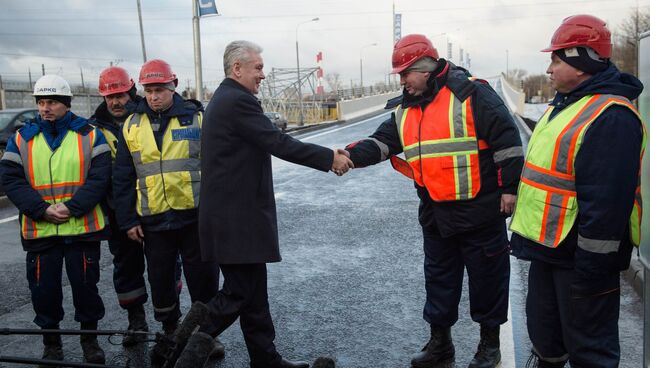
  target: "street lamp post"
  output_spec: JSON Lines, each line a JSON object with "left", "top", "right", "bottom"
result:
{"left": 360, "top": 43, "right": 377, "bottom": 97}
{"left": 295, "top": 17, "right": 319, "bottom": 126}
{"left": 506, "top": 49, "right": 509, "bottom": 80}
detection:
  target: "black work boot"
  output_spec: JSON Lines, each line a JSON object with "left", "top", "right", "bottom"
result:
{"left": 210, "top": 337, "right": 225, "bottom": 359}
{"left": 80, "top": 322, "right": 106, "bottom": 364}
{"left": 525, "top": 352, "right": 566, "bottom": 368}
{"left": 162, "top": 319, "right": 179, "bottom": 337}
{"left": 411, "top": 325, "right": 455, "bottom": 368}
{"left": 39, "top": 330, "right": 64, "bottom": 368}
{"left": 468, "top": 324, "right": 501, "bottom": 368}
{"left": 122, "top": 304, "right": 149, "bottom": 347}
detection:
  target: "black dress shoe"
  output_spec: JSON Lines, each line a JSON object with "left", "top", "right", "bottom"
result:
{"left": 278, "top": 357, "right": 310, "bottom": 368}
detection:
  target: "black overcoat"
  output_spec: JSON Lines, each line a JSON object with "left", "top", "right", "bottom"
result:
{"left": 199, "top": 78, "right": 333, "bottom": 264}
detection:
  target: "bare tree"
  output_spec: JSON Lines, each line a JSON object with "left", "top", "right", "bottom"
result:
{"left": 325, "top": 72, "right": 342, "bottom": 93}
{"left": 612, "top": 7, "right": 650, "bottom": 76}
{"left": 505, "top": 68, "right": 527, "bottom": 86}
{"left": 522, "top": 74, "right": 553, "bottom": 103}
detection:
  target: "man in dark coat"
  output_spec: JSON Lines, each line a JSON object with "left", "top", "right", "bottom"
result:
{"left": 196, "top": 40, "right": 352, "bottom": 368}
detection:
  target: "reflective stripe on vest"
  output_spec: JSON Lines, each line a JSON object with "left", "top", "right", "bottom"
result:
{"left": 16, "top": 130, "right": 106, "bottom": 239}
{"left": 123, "top": 112, "right": 201, "bottom": 216}
{"left": 393, "top": 85, "right": 481, "bottom": 201}
{"left": 98, "top": 127, "right": 119, "bottom": 160}
{"left": 510, "top": 94, "right": 646, "bottom": 247}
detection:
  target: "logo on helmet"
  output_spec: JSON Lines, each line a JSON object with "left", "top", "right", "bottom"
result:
{"left": 145, "top": 73, "right": 165, "bottom": 79}
{"left": 36, "top": 87, "right": 57, "bottom": 93}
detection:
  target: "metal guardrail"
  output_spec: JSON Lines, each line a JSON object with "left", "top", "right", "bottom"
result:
{"left": 638, "top": 30, "right": 650, "bottom": 368}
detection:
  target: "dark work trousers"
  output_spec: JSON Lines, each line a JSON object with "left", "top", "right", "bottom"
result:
{"left": 143, "top": 222, "right": 219, "bottom": 324}
{"left": 26, "top": 241, "right": 105, "bottom": 328}
{"left": 200, "top": 264, "right": 282, "bottom": 368}
{"left": 422, "top": 220, "right": 510, "bottom": 328}
{"left": 107, "top": 211, "right": 148, "bottom": 309}
{"left": 526, "top": 260, "right": 621, "bottom": 368}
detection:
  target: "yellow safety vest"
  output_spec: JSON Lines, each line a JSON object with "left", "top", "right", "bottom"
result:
{"left": 510, "top": 94, "right": 646, "bottom": 247}
{"left": 15, "top": 129, "right": 108, "bottom": 239}
{"left": 98, "top": 127, "right": 118, "bottom": 160}
{"left": 122, "top": 112, "right": 201, "bottom": 216}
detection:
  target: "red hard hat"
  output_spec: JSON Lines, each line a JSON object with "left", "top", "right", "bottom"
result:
{"left": 98, "top": 66, "right": 134, "bottom": 96}
{"left": 391, "top": 34, "right": 439, "bottom": 74}
{"left": 541, "top": 14, "right": 611, "bottom": 58}
{"left": 138, "top": 59, "right": 178, "bottom": 86}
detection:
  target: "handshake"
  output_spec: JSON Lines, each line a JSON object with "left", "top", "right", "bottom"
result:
{"left": 331, "top": 149, "right": 353, "bottom": 176}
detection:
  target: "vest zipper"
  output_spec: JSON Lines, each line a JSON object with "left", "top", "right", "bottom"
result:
{"left": 48, "top": 149, "right": 59, "bottom": 236}
{"left": 156, "top": 113, "right": 172, "bottom": 214}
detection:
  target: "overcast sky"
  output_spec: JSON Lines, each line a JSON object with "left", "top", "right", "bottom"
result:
{"left": 1, "top": 0, "right": 648, "bottom": 92}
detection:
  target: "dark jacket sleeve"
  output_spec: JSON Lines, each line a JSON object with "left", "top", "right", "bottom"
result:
{"left": 573, "top": 106, "right": 642, "bottom": 284}
{"left": 0, "top": 135, "right": 49, "bottom": 219}
{"left": 346, "top": 113, "right": 403, "bottom": 168}
{"left": 473, "top": 83, "right": 524, "bottom": 194}
{"left": 112, "top": 128, "right": 140, "bottom": 230}
{"left": 233, "top": 94, "right": 333, "bottom": 171}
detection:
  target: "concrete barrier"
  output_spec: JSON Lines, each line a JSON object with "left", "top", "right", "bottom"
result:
{"left": 499, "top": 75, "right": 526, "bottom": 116}
{"left": 337, "top": 91, "right": 401, "bottom": 121}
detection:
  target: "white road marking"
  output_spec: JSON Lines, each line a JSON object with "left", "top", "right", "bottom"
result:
{"left": 0, "top": 215, "right": 18, "bottom": 224}
{"left": 300, "top": 112, "right": 391, "bottom": 141}
{"left": 501, "top": 300, "right": 516, "bottom": 368}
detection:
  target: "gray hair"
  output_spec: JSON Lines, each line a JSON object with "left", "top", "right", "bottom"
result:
{"left": 224, "top": 40, "right": 263, "bottom": 77}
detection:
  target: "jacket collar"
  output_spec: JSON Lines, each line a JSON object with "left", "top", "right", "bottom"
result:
{"left": 90, "top": 97, "right": 141, "bottom": 130}
{"left": 133, "top": 93, "right": 200, "bottom": 117}
{"left": 222, "top": 77, "right": 257, "bottom": 96}
{"left": 399, "top": 60, "right": 476, "bottom": 109}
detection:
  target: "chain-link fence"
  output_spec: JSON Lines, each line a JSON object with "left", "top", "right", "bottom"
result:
{"left": 0, "top": 80, "right": 103, "bottom": 118}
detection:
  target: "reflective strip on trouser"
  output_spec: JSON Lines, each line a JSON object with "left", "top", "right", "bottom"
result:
{"left": 394, "top": 86, "right": 480, "bottom": 201}
{"left": 117, "top": 287, "right": 147, "bottom": 305}
{"left": 510, "top": 94, "right": 645, "bottom": 247}
{"left": 17, "top": 130, "right": 106, "bottom": 239}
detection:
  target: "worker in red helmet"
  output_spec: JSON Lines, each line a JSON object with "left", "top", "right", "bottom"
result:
{"left": 112, "top": 59, "right": 223, "bottom": 357}
{"left": 340, "top": 33, "right": 524, "bottom": 368}
{"left": 89, "top": 66, "right": 149, "bottom": 346}
{"left": 510, "top": 14, "right": 646, "bottom": 367}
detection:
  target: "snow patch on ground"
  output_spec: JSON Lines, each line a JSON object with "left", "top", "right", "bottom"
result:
{"left": 523, "top": 103, "right": 549, "bottom": 122}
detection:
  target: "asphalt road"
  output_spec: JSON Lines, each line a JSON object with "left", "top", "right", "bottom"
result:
{"left": 0, "top": 111, "right": 643, "bottom": 367}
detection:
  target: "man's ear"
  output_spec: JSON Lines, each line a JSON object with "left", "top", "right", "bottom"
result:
{"left": 232, "top": 62, "right": 242, "bottom": 78}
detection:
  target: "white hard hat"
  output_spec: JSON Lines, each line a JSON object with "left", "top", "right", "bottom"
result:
{"left": 33, "top": 75, "right": 73, "bottom": 97}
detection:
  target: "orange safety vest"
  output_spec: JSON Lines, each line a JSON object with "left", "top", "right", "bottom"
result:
{"left": 393, "top": 85, "right": 483, "bottom": 201}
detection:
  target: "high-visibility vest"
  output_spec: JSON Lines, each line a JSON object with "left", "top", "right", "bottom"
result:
{"left": 122, "top": 112, "right": 201, "bottom": 216}
{"left": 393, "top": 85, "right": 482, "bottom": 201}
{"left": 98, "top": 127, "right": 118, "bottom": 160}
{"left": 510, "top": 94, "right": 646, "bottom": 247}
{"left": 15, "top": 129, "right": 107, "bottom": 239}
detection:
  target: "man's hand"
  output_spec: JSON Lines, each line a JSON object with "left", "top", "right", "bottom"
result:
{"left": 53, "top": 203, "right": 70, "bottom": 217}
{"left": 127, "top": 225, "right": 145, "bottom": 243}
{"left": 331, "top": 149, "right": 354, "bottom": 176}
{"left": 43, "top": 204, "right": 69, "bottom": 224}
{"left": 500, "top": 194, "right": 517, "bottom": 215}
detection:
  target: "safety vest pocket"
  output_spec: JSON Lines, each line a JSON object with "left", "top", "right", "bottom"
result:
{"left": 534, "top": 190, "right": 577, "bottom": 210}
{"left": 533, "top": 189, "right": 577, "bottom": 246}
